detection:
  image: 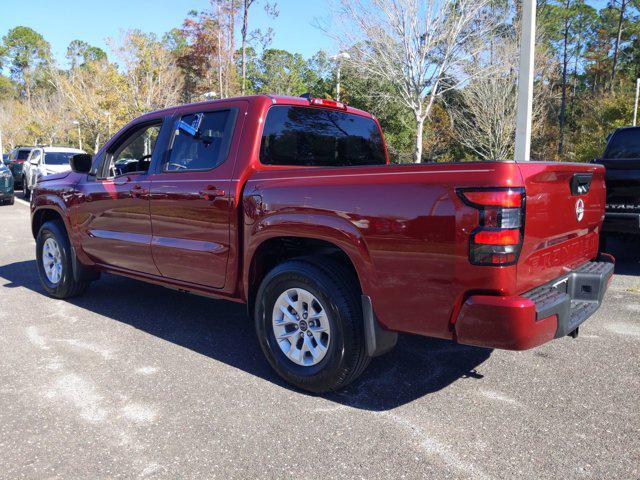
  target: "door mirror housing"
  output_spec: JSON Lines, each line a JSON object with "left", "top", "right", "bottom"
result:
{"left": 70, "top": 153, "right": 93, "bottom": 174}
{"left": 30, "top": 157, "right": 40, "bottom": 165}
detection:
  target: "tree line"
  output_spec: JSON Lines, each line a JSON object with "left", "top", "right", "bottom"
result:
{"left": 0, "top": 0, "right": 638, "bottom": 163}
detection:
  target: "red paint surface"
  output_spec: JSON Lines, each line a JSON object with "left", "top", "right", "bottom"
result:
{"left": 30, "top": 95, "right": 607, "bottom": 350}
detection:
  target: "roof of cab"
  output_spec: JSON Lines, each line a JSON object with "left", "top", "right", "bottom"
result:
{"left": 146, "top": 94, "right": 374, "bottom": 119}
{"left": 40, "top": 146, "right": 85, "bottom": 153}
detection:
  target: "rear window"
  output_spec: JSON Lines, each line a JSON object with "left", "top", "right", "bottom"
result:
{"left": 260, "top": 106, "right": 386, "bottom": 167}
{"left": 44, "top": 152, "right": 75, "bottom": 165}
{"left": 605, "top": 129, "right": 640, "bottom": 159}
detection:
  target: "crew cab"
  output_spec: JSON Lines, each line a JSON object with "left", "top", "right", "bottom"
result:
{"left": 595, "top": 126, "right": 640, "bottom": 238}
{"left": 22, "top": 146, "right": 85, "bottom": 199}
{"left": 30, "top": 95, "right": 613, "bottom": 392}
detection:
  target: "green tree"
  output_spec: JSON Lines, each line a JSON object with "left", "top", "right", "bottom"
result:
{"left": 0, "top": 75, "right": 16, "bottom": 100}
{"left": 248, "top": 49, "right": 315, "bottom": 96}
{"left": 66, "top": 40, "right": 107, "bottom": 68}
{"left": 2, "top": 26, "right": 50, "bottom": 103}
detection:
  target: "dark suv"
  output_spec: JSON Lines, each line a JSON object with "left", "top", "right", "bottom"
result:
{"left": 6, "top": 146, "right": 35, "bottom": 189}
{"left": 596, "top": 127, "right": 640, "bottom": 238}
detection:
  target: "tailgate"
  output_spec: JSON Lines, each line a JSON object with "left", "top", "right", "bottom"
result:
{"left": 601, "top": 159, "right": 640, "bottom": 212}
{"left": 516, "top": 162, "right": 605, "bottom": 293}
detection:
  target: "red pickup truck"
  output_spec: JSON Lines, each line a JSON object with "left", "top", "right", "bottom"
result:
{"left": 31, "top": 95, "right": 613, "bottom": 392}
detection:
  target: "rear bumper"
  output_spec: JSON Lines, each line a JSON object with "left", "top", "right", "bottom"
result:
{"left": 455, "top": 255, "right": 614, "bottom": 350}
{"left": 602, "top": 212, "right": 640, "bottom": 235}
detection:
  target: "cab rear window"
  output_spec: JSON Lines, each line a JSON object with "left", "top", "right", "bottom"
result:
{"left": 605, "top": 129, "right": 640, "bottom": 160}
{"left": 259, "top": 106, "right": 386, "bottom": 167}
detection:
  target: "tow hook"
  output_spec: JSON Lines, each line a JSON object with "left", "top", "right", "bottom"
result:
{"left": 569, "top": 327, "right": 579, "bottom": 338}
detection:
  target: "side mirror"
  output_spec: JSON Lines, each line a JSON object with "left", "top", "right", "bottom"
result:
{"left": 30, "top": 157, "right": 39, "bottom": 165}
{"left": 70, "top": 153, "right": 93, "bottom": 174}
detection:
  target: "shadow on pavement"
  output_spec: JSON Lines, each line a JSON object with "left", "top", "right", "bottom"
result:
{"left": 0, "top": 259, "right": 491, "bottom": 411}
{"left": 601, "top": 236, "right": 640, "bottom": 276}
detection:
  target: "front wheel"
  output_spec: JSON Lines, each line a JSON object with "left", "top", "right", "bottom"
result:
{"left": 22, "top": 178, "right": 30, "bottom": 199}
{"left": 36, "top": 220, "right": 89, "bottom": 299}
{"left": 255, "top": 258, "right": 370, "bottom": 393}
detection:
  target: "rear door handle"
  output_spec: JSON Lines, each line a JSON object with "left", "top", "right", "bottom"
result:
{"left": 200, "top": 186, "right": 225, "bottom": 201}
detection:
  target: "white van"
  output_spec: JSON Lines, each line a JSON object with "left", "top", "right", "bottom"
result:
{"left": 23, "top": 147, "right": 85, "bottom": 199}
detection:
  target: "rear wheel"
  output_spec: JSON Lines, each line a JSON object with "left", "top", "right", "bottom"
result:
{"left": 255, "top": 258, "right": 370, "bottom": 393}
{"left": 36, "top": 221, "right": 89, "bottom": 299}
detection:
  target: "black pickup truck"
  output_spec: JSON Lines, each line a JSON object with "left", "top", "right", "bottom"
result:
{"left": 596, "top": 126, "right": 640, "bottom": 238}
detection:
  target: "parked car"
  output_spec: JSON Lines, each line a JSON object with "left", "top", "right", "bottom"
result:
{"left": 22, "top": 146, "right": 85, "bottom": 199}
{"left": 0, "top": 162, "right": 15, "bottom": 205}
{"left": 595, "top": 126, "right": 640, "bottom": 240}
{"left": 6, "top": 146, "right": 34, "bottom": 189}
{"left": 30, "top": 95, "right": 613, "bottom": 392}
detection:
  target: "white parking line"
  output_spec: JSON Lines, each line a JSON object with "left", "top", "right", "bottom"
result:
{"left": 14, "top": 197, "right": 30, "bottom": 207}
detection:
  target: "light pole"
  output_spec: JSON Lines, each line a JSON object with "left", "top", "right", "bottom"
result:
{"left": 514, "top": 0, "right": 536, "bottom": 162}
{"left": 72, "top": 120, "right": 82, "bottom": 151}
{"left": 633, "top": 78, "right": 639, "bottom": 127}
{"left": 103, "top": 111, "right": 112, "bottom": 138}
{"left": 331, "top": 52, "right": 351, "bottom": 102}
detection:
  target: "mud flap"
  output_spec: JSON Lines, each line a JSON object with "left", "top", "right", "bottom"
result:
{"left": 362, "top": 295, "right": 398, "bottom": 357}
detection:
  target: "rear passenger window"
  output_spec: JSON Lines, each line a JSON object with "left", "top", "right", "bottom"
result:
{"left": 259, "top": 105, "right": 386, "bottom": 167}
{"left": 165, "top": 110, "right": 236, "bottom": 172}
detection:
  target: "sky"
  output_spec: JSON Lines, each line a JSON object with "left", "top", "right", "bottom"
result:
{"left": 0, "top": 0, "right": 336, "bottom": 68}
{"left": 0, "top": 0, "right": 612, "bottom": 71}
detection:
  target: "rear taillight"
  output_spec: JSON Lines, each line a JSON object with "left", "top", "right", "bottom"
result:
{"left": 457, "top": 188, "right": 525, "bottom": 266}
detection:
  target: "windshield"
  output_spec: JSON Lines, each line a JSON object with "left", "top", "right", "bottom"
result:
{"left": 17, "top": 149, "right": 31, "bottom": 160}
{"left": 44, "top": 152, "right": 76, "bottom": 165}
{"left": 604, "top": 129, "right": 640, "bottom": 160}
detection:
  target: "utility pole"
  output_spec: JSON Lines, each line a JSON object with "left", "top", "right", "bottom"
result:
{"left": 72, "top": 120, "right": 82, "bottom": 151}
{"left": 514, "top": 0, "right": 537, "bottom": 162}
{"left": 634, "top": 78, "right": 639, "bottom": 127}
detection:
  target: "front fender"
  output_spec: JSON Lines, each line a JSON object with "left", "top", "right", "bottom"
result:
{"left": 31, "top": 194, "right": 73, "bottom": 242}
{"left": 243, "top": 211, "right": 376, "bottom": 298}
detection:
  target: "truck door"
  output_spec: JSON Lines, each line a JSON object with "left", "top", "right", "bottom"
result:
{"left": 75, "top": 120, "right": 166, "bottom": 275}
{"left": 148, "top": 101, "right": 246, "bottom": 289}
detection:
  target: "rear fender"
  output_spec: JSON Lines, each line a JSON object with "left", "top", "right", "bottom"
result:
{"left": 244, "top": 212, "right": 375, "bottom": 300}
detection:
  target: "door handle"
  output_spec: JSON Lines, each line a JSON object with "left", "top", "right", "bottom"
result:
{"left": 199, "top": 186, "right": 225, "bottom": 201}
{"left": 130, "top": 184, "right": 149, "bottom": 198}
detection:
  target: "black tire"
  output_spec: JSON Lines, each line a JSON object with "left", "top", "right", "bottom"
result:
{"left": 255, "top": 258, "right": 370, "bottom": 393}
{"left": 8, "top": 196, "right": 14, "bottom": 205}
{"left": 36, "top": 220, "right": 89, "bottom": 299}
{"left": 23, "top": 178, "right": 30, "bottom": 200}
{"left": 599, "top": 233, "right": 608, "bottom": 253}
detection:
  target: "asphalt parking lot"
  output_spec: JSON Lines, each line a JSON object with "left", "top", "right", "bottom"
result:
{"left": 0, "top": 196, "right": 638, "bottom": 479}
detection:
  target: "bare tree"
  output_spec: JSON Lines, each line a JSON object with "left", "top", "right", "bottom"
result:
{"left": 241, "top": 0, "right": 278, "bottom": 95}
{"left": 331, "top": 0, "right": 499, "bottom": 163}
{"left": 49, "top": 62, "right": 122, "bottom": 153}
{"left": 610, "top": 0, "right": 628, "bottom": 89}
{"left": 110, "top": 30, "right": 184, "bottom": 116}
{"left": 449, "top": 31, "right": 557, "bottom": 161}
